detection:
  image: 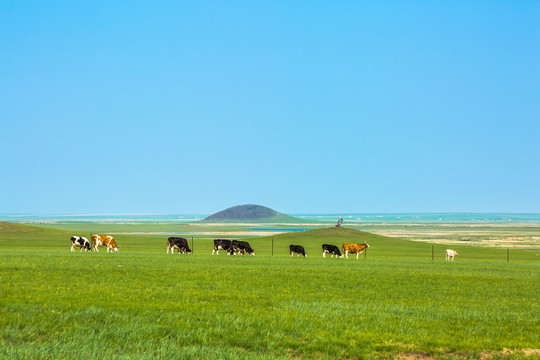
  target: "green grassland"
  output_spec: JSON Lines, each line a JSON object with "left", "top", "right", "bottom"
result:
{"left": 0, "top": 223, "right": 539, "bottom": 359}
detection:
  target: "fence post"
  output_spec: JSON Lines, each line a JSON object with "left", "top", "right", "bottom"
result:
{"left": 432, "top": 245, "right": 434, "bottom": 261}
{"left": 364, "top": 247, "right": 367, "bottom": 259}
{"left": 507, "top": 248, "right": 509, "bottom": 263}
{"left": 272, "top": 238, "right": 274, "bottom": 256}
{"left": 192, "top": 237, "right": 194, "bottom": 254}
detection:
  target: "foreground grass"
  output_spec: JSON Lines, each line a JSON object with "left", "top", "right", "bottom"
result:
{"left": 1, "top": 252, "right": 538, "bottom": 359}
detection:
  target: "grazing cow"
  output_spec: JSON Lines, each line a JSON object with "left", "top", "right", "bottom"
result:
{"left": 228, "top": 240, "right": 255, "bottom": 256}
{"left": 289, "top": 245, "right": 307, "bottom": 257}
{"left": 228, "top": 240, "right": 241, "bottom": 255}
{"left": 322, "top": 244, "right": 343, "bottom": 258}
{"left": 342, "top": 242, "right": 369, "bottom": 259}
{"left": 446, "top": 249, "right": 458, "bottom": 261}
{"left": 212, "top": 239, "right": 232, "bottom": 255}
{"left": 92, "top": 235, "right": 119, "bottom": 252}
{"left": 167, "top": 237, "right": 192, "bottom": 254}
{"left": 71, "top": 236, "right": 91, "bottom": 252}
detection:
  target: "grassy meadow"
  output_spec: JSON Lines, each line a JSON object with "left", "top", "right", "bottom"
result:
{"left": 0, "top": 222, "right": 539, "bottom": 359}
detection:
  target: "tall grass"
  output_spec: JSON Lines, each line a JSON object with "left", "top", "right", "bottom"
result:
{"left": 1, "top": 252, "right": 538, "bottom": 359}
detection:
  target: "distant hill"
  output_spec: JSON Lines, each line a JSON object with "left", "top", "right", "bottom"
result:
{"left": 201, "top": 204, "right": 303, "bottom": 223}
{"left": 0, "top": 222, "right": 38, "bottom": 232}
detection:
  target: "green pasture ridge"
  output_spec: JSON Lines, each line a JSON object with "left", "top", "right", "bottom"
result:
{"left": 1, "top": 222, "right": 538, "bottom": 263}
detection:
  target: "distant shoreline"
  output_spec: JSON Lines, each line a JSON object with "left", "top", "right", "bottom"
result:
{"left": 1, "top": 213, "right": 540, "bottom": 223}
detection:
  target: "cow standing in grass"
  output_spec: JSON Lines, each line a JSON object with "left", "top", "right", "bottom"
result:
{"left": 322, "top": 244, "right": 343, "bottom": 258}
{"left": 71, "top": 236, "right": 91, "bottom": 252}
{"left": 212, "top": 239, "right": 232, "bottom": 255}
{"left": 342, "top": 242, "right": 369, "bottom": 259}
{"left": 167, "top": 237, "right": 192, "bottom": 254}
{"left": 228, "top": 240, "right": 255, "bottom": 256}
{"left": 289, "top": 245, "right": 307, "bottom": 257}
{"left": 92, "top": 235, "right": 119, "bottom": 252}
{"left": 446, "top": 249, "right": 458, "bottom": 261}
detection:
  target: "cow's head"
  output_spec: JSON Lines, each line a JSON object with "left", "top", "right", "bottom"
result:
{"left": 364, "top": 242, "right": 370, "bottom": 248}
{"left": 113, "top": 247, "right": 119, "bottom": 252}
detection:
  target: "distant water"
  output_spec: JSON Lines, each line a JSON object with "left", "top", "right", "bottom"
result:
{"left": 1, "top": 213, "right": 539, "bottom": 223}
{"left": 292, "top": 213, "right": 540, "bottom": 222}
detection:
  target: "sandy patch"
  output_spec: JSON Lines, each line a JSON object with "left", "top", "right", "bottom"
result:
{"left": 110, "top": 231, "right": 285, "bottom": 237}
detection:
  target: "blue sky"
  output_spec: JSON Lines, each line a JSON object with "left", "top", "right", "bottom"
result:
{"left": 1, "top": 1, "right": 539, "bottom": 214}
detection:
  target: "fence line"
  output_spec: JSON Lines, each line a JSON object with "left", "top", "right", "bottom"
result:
{"left": 161, "top": 237, "right": 523, "bottom": 263}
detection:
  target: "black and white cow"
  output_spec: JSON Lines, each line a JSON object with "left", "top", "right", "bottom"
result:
{"left": 71, "top": 236, "right": 91, "bottom": 252}
{"left": 289, "top": 245, "right": 307, "bottom": 257}
{"left": 322, "top": 244, "right": 343, "bottom": 258}
{"left": 212, "top": 239, "right": 232, "bottom": 255}
{"left": 228, "top": 240, "right": 255, "bottom": 256}
{"left": 167, "top": 237, "right": 192, "bottom": 254}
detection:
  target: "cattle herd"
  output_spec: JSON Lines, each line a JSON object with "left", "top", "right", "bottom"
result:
{"left": 70, "top": 235, "right": 460, "bottom": 261}
{"left": 71, "top": 235, "right": 372, "bottom": 259}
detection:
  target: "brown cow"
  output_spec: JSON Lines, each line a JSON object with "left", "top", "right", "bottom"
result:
{"left": 342, "top": 242, "right": 369, "bottom": 259}
{"left": 92, "top": 235, "right": 119, "bottom": 252}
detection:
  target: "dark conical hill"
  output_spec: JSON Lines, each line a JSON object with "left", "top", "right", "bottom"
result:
{"left": 201, "top": 204, "right": 302, "bottom": 223}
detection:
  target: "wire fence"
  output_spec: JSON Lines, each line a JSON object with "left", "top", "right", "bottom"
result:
{"left": 180, "top": 236, "right": 535, "bottom": 263}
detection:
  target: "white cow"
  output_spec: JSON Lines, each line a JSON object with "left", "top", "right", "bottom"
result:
{"left": 445, "top": 249, "right": 458, "bottom": 261}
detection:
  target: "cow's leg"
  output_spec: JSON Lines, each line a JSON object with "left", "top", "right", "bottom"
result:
{"left": 323, "top": 251, "right": 326, "bottom": 258}
{"left": 356, "top": 253, "right": 359, "bottom": 259}
{"left": 80, "top": 246, "right": 83, "bottom": 252}
{"left": 345, "top": 251, "right": 348, "bottom": 259}
{"left": 71, "top": 244, "right": 75, "bottom": 252}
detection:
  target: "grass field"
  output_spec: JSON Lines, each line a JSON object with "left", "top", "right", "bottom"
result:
{"left": 1, "top": 223, "right": 539, "bottom": 359}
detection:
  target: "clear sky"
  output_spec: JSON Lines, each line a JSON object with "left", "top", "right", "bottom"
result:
{"left": 1, "top": 1, "right": 539, "bottom": 214}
